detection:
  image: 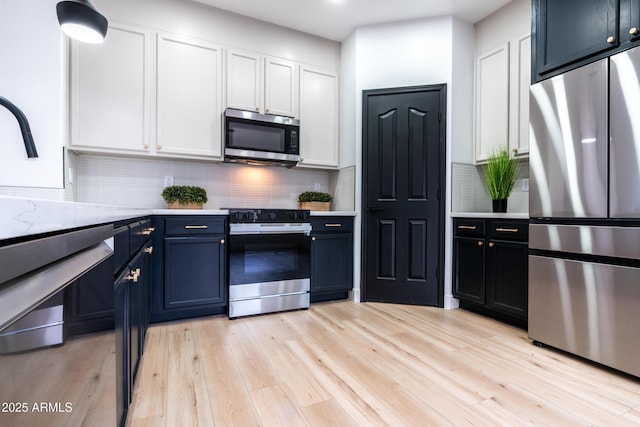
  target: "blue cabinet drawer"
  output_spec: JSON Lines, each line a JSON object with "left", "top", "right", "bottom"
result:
{"left": 165, "top": 216, "right": 226, "bottom": 236}
{"left": 311, "top": 217, "right": 353, "bottom": 233}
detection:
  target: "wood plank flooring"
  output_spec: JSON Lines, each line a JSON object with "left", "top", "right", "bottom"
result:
{"left": 126, "top": 302, "right": 640, "bottom": 426}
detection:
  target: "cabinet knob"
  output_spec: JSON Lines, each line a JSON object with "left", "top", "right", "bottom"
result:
{"left": 312, "top": 236, "right": 316, "bottom": 241}
{"left": 512, "top": 148, "right": 518, "bottom": 153}
{"left": 157, "top": 144, "right": 162, "bottom": 150}
{"left": 220, "top": 239, "right": 225, "bottom": 244}
{"left": 607, "top": 36, "right": 616, "bottom": 44}
{"left": 477, "top": 241, "right": 483, "bottom": 246}
{"left": 143, "top": 144, "right": 149, "bottom": 149}
{"left": 144, "top": 246, "right": 154, "bottom": 254}
{"left": 488, "top": 242, "right": 495, "bottom": 248}
{"left": 630, "top": 27, "right": 639, "bottom": 36}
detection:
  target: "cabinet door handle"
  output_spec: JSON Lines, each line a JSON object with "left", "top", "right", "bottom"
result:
{"left": 142, "top": 227, "right": 156, "bottom": 235}
{"left": 184, "top": 225, "right": 208, "bottom": 229}
{"left": 607, "top": 36, "right": 616, "bottom": 44}
{"left": 126, "top": 268, "right": 140, "bottom": 283}
{"left": 488, "top": 242, "right": 495, "bottom": 248}
{"left": 477, "top": 241, "right": 483, "bottom": 246}
{"left": 458, "top": 225, "right": 476, "bottom": 230}
{"left": 630, "top": 27, "right": 639, "bottom": 36}
{"left": 495, "top": 227, "right": 518, "bottom": 233}
{"left": 324, "top": 223, "right": 342, "bottom": 227}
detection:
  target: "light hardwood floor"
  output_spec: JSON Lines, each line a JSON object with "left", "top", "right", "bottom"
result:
{"left": 127, "top": 301, "right": 640, "bottom": 426}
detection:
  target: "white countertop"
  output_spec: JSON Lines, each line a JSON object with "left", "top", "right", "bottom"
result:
{"left": 1, "top": 196, "right": 358, "bottom": 240}
{"left": 152, "top": 209, "right": 356, "bottom": 216}
{"left": 1, "top": 196, "right": 150, "bottom": 240}
{"left": 451, "top": 212, "right": 529, "bottom": 219}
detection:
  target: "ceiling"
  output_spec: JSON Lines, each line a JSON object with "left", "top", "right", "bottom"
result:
{"left": 193, "top": 0, "right": 513, "bottom": 41}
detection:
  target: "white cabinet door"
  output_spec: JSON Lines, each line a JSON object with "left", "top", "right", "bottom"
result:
{"left": 265, "top": 57, "right": 298, "bottom": 118}
{"left": 512, "top": 34, "right": 531, "bottom": 158}
{"left": 226, "top": 49, "right": 262, "bottom": 113}
{"left": 298, "top": 66, "right": 339, "bottom": 169}
{"left": 475, "top": 43, "right": 509, "bottom": 163}
{"left": 156, "top": 33, "right": 223, "bottom": 159}
{"left": 70, "top": 23, "right": 151, "bottom": 153}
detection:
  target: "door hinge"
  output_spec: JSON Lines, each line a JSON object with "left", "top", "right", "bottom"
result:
{"left": 438, "top": 111, "right": 442, "bottom": 121}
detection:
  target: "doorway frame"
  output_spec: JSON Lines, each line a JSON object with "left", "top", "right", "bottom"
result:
{"left": 360, "top": 84, "right": 447, "bottom": 307}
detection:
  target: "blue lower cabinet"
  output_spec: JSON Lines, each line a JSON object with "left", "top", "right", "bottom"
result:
{"left": 151, "top": 216, "right": 227, "bottom": 323}
{"left": 310, "top": 217, "right": 354, "bottom": 302}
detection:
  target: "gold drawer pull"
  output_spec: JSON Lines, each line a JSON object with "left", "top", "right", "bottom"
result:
{"left": 495, "top": 227, "right": 518, "bottom": 233}
{"left": 184, "top": 225, "right": 208, "bottom": 229}
{"left": 324, "top": 223, "right": 343, "bottom": 227}
{"left": 457, "top": 225, "right": 476, "bottom": 230}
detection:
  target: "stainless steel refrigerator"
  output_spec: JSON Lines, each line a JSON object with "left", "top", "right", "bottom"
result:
{"left": 529, "top": 46, "right": 640, "bottom": 378}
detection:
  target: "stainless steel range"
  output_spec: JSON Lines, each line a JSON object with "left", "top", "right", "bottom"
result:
{"left": 227, "top": 208, "right": 311, "bottom": 318}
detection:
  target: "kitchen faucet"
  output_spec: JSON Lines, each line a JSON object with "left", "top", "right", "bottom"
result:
{"left": 0, "top": 96, "right": 38, "bottom": 158}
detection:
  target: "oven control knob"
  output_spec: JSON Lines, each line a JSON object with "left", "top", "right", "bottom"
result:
{"left": 234, "top": 212, "right": 244, "bottom": 222}
{"left": 289, "top": 211, "right": 298, "bottom": 220}
{"left": 268, "top": 212, "right": 277, "bottom": 220}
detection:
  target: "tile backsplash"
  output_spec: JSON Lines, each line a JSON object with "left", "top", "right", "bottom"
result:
{"left": 74, "top": 154, "right": 355, "bottom": 210}
{"left": 451, "top": 161, "right": 529, "bottom": 214}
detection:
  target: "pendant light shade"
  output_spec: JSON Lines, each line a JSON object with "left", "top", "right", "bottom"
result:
{"left": 56, "top": 0, "right": 108, "bottom": 44}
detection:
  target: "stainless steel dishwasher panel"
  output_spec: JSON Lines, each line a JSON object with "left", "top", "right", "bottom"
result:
{"left": 528, "top": 255, "right": 640, "bottom": 377}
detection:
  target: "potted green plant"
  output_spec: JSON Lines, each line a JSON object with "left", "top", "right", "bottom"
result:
{"left": 298, "top": 191, "right": 333, "bottom": 211}
{"left": 484, "top": 148, "right": 519, "bottom": 213}
{"left": 161, "top": 185, "right": 208, "bottom": 209}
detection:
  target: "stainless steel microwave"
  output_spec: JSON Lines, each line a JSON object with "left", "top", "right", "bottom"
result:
{"left": 224, "top": 108, "right": 300, "bottom": 167}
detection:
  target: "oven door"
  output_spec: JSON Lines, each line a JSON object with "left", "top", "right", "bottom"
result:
{"left": 228, "top": 232, "right": 310, "bottom": 318}
{"left": 229, "top": 233, "right": 310, "bottom": 286}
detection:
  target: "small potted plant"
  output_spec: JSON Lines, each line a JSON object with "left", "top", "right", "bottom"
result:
{"left": 161, "top": 185, "right": 208, "bottom": 209}
{"left": 298, "top": 191, "right": 332, "bottom": 211}
{"left": 484, "top": 147, "right": 519, "bottom": 213}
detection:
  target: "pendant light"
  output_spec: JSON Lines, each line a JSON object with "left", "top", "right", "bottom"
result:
{"left": 56, "top": 0, "right": 108, "bottom": 44}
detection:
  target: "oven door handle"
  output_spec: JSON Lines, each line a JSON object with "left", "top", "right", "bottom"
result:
{"left": 229, "top": 229, "right": 311, "bottom": 236}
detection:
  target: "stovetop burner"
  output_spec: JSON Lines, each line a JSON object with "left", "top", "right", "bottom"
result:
{"left": 227, "top": 208, "right": 310, "bottom": 223}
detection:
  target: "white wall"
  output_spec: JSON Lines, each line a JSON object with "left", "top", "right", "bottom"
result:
{"left": 0, "top": 0, "right": 65, "bottom": 192}
{"left": 343, "top": 16, "right": 475, "bottom": 307}
{"left": 475, "top": 0, "right": 531, "bottom": 55}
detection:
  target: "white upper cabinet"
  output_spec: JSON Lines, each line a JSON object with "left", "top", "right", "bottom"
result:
{"left": 475, "top": 36, "right": 531, "bottom": 163}
{"left": 475, "top": 43, "right": 510, "bottom": 163}
{"left": 156, "top": 33, "right": 223, "bottom": 159}
{"left": 70, "top": 23, "right": 151, "bottom": 153}
{"left": 226, "top": 48, "right": 262, "bottom": 113}
{"left": 298, "top": 66, "right": 339, "bottom": 169}
{"left": 512, "top": 34, "right": 531, "bottom": 158}
{"left": 70, "top": 24, "right": 338, "bottom": 168}
{"left": 264, "top": 57, "right": 299, "bottom": 118}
